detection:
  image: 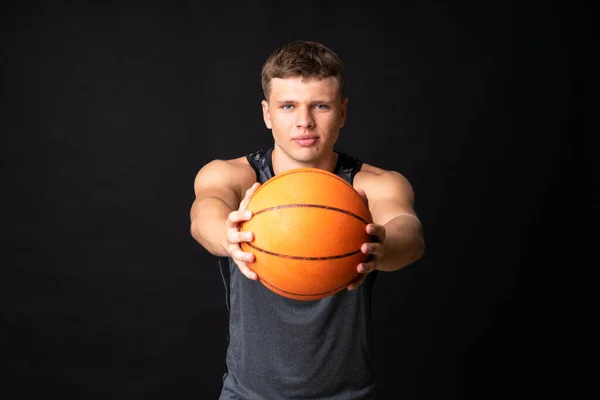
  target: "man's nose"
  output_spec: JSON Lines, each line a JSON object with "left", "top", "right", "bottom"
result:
{"left": 296, "top": 108, "right": 315, "bottom": 129}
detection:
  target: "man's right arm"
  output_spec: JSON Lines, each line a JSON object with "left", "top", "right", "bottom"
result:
{"left": 189, "top": 159, "right": 256, "bottom": 257}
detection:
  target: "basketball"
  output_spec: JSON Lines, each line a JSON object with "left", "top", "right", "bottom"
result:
{"left": 240, "top": 167, "right": 373, "bottom": 301}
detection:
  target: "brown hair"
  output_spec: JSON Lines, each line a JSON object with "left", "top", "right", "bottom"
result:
{"left": 261, "top": 40, "right": 345, "bottom": 100}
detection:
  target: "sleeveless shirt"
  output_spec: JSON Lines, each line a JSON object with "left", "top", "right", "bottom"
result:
{"left": 218, "top": 148, "right": 378, "bottom": 399}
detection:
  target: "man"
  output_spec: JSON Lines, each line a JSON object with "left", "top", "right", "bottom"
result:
{"left": 190, "top": 40, "right": 425, "bottom": 399}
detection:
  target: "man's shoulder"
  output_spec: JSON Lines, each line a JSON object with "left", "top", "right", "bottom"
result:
{"left": 204, "top": 155, "right": 252, "bottom": 171}
{"left": 227, "top": 156, "right": 252, "bottom": 168}
{"left": 221, "top": 147, "right": 272, "bottom": 169}
{"left": 356, "top": 162, "right": 391, "bottom": 178}
{"left": 195, "top": 156, "right": 254, "bottom": 184}
{"left": 355, "top": 163, "right": 411, "bottom": 191}
{"left": 193, "top": 155, "right": 256, "bottom": 199}
{"left": 357, "top": 162, "right": 383, "bottom": 173}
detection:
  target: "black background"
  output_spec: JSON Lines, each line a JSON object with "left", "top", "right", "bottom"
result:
{"left": 2, "top": 1, "right": 582, "bottom": 399}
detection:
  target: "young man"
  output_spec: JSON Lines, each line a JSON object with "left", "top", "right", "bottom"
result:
{"left": 190, "top": 40, "right": 425, "bottom": 399}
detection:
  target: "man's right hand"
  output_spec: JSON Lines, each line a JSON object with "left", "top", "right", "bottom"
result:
{"left": 224, "top": 182, "right": 261, "bottom": 280}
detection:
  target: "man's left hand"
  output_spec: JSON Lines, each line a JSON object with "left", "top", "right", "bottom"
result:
{"left": 347, "top": 189, "right": 386, "bottom": 291}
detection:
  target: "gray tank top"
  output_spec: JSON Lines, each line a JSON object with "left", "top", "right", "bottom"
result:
{"left": 218, "top": 148, "right": 377, "bottom": 399}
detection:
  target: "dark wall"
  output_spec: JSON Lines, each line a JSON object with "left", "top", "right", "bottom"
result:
{"left": 2, "top": 1, "right": 579, "bottom": 399}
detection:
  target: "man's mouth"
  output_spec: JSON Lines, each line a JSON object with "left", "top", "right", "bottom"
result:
{"left": 293, "top": 137, "right": 319, "bottom": 147}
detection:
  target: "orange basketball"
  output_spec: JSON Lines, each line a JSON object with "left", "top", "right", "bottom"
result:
{"left": 240, "top": 167, "right": 372, "bottom": 301}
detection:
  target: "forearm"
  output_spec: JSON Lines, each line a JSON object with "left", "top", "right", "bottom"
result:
{"left": 376, "top": 214, "right": 425, "bottom": 272}
{"left": 190, "top": 197, "right": 232, "bottom": 257}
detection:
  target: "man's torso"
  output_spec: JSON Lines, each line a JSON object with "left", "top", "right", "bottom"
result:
{"left": 218, "top": 147, "right": 378, "bottom": 400}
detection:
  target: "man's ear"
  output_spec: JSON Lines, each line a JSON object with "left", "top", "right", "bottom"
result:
{"left": 262, "top": 100, "right": 272, "bottom": 129}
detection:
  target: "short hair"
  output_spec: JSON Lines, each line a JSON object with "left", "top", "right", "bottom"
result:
{"left": 261, "top": 40, "right": 345, "bottom": 101}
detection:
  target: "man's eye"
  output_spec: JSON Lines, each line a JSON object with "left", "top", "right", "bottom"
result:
{"left": 282, "top": 104, "right": 293, "bottom": 110}
{"left": 314, "top": 104, "right": 329, "bottom": 110}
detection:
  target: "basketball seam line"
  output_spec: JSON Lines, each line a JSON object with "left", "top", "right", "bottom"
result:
{"left": 245, "top": 242, "right": 363, "bottom": 260}
{"left": 252, "top": 203, "right": 370, "bottom": 224}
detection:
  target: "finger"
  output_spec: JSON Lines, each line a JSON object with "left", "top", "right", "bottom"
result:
{"left": 366, "top": 223, "right": 386, "bottom": 243}
{"left": 226, "top": 209, "right": 253, "bottom": 228}
{"left": 229, "top": 245, "right": 255, "bottom": 263}
{"left": 355, "top": 188, "right": 369, "bottom": 207}
{"left": 361, "top": 242, "right": 384, "bottom": 257}
{"left": 239, "top": 182, "right": 261, "bottom": 211}
{"left": 347, "top": 273, "right": 367, "bottom": 291}
{"left": 230, "top": 247, "right": 258, "bottom": 280}
{"left": 357, "top": 260, "right": 378, "bottom": 274}
{"left": 234, "top": 259, "right": 258, "bottom": 280}
{"left": 227, "top": 230, "right": 254, "bottom": 244}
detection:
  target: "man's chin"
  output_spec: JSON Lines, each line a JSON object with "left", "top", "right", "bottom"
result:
{"left": 290, "top": 148, "right": 323, "bottom": 163}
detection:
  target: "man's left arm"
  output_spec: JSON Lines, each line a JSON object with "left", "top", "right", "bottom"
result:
{"left": 349, "top": 170, "right": 425, "bottom": 289}
{"left": 372, "top": 208, "right": 424, "bottom": 272}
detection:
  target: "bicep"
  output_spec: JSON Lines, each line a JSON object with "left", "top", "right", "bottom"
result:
{"left": 366, "top": 171, "right": 418, "bottom": 226}
{"left": 191, "top": 160, "right": 252, "bottom": 219}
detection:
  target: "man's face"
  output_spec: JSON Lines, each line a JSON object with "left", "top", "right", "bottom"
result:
{"left": 262, "top": 76, "right": 347, "bottom": 164}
